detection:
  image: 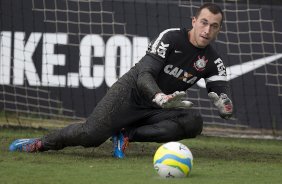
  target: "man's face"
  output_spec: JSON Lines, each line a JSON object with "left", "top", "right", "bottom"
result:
{"left": 190, "top": 8, "right": 222, "bottom": 48}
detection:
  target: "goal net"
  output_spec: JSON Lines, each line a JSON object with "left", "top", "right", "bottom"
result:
{"left": 1, "top": 0, "right": 282, "bottom": 136}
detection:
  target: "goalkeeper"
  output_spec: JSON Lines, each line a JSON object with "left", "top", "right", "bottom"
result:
{"left": 9, "top": 3, "right": 233, "bottom": 158}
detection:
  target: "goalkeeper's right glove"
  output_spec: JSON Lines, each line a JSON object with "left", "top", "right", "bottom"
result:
{"left": 152, "top": 91, "right": 193, "bottom": 109}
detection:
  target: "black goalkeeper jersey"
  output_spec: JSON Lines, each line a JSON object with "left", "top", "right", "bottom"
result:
{"left": 118, "top": 28, "right": 229, "bottom": 105}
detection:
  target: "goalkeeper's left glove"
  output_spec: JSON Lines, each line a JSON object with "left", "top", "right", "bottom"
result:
{"left": 208, "top": 92, "right": 233, "bottom": 119}
{"left": 153, "top": 91, "right": 193, "bottom": 109}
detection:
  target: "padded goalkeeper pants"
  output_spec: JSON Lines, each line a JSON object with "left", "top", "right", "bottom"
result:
{"left": 41, "top": 82, "right": 203, "bottom": 151}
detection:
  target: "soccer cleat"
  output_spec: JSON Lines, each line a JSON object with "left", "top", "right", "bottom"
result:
{"left": 9, "top": 138, "right": 43, "bottom": 152}
{"left": 112, "top": 130, "right": 129, "bottom": 159}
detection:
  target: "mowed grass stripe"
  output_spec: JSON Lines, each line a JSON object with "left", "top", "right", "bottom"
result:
{"left": 0, "top": 127, "right": 282, "bottom": 184}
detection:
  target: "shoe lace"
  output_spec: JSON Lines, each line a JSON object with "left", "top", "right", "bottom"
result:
{"left": 122, "top": 136, "right": 129, "bottom": 152}
{"left": 24, "top": 140, "right": 42, "bottom": 152}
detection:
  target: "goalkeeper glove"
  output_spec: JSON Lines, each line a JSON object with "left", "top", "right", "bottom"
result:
{"left": 208, "top": 92, "right": 233, "bottom": 119}
{"left": 152, "top": 91, "right": 193, "bottom": 109}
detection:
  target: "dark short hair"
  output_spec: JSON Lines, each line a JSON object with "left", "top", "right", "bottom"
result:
{"left": 195, "top": 3, "right": 224, "bottom": 25}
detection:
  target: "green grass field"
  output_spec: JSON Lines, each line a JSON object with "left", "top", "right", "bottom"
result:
{"left": 1, "top": 126, "right": 282, "bottom": 184}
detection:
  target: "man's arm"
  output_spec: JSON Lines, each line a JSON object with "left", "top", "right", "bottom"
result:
{"left": 136, "top": 29, "right": 176, "bottom": 100}
{"left": 136, "top": 55, "right": 193, "bottom": 109}
{"left": 136, "top": 55, "right": 163, "bottom": 100}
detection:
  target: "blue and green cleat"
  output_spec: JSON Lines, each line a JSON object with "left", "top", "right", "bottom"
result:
{"left": 9, "top": 138, "right": 43, "bottom": 152}
{"left": 112, "top": 131, "right": 129, "bottom": 159}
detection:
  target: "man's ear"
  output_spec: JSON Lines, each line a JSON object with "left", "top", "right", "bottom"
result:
{"left": 191, "top": 17, "right": 196, "bottom": 27}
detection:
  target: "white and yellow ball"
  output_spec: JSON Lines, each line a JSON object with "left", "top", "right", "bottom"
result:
{"left": 153, "top": 142, "right": 193, "bottom": 178}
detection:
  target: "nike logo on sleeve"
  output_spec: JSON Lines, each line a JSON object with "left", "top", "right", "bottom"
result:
{"left": 197, "top": 54, "right": 282, "bottom": 88}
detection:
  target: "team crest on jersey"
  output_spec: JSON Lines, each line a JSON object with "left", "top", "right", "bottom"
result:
{"left": 193, "top": 56, "right": 208, "bottom": 71}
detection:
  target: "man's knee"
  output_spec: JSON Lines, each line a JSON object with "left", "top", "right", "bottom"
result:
{"left": 177, "top": 111, "right": 203, "bottom": 138}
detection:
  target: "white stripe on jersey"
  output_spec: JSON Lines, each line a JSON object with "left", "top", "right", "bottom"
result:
{"left": 205, "top": 75, "right": 227, "bottom": 83}
{"left": 151, "top": 28, "right": 180, "bottom": 54}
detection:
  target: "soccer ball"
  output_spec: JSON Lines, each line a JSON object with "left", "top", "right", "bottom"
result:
{"left": 153, "top": 142, "right": 193, "bottom": 178}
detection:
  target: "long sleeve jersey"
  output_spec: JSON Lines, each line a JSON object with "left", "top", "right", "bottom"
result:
{"left": 117, "top": 28, "right": 230, "bottom": 106}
